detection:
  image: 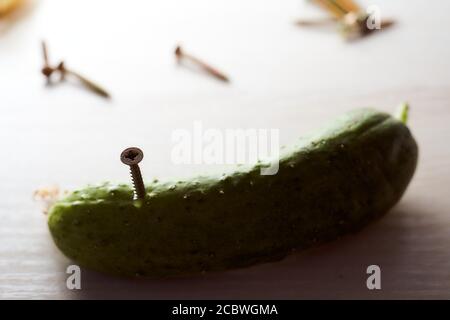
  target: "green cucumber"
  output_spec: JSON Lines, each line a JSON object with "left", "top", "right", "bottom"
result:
{"left": 48, "top": 107, "right": 418, "bottom": 277}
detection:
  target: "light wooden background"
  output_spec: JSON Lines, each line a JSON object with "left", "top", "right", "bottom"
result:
{"left": 1, "top": 0, "right": 450, "bottom": 299}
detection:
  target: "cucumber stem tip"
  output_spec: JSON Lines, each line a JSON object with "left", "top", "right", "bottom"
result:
{"left": 396, "top": 102, "right": 409, "bottom": 124}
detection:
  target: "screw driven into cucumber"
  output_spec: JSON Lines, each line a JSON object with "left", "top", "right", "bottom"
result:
{"left": 120, "top": 147, "right": 146, "bottom": 200}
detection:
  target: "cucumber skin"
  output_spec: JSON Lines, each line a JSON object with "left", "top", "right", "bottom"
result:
{"left": 48, "top": 109, "right": 418, "bottom": 277}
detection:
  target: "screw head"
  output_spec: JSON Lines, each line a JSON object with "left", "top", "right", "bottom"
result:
{"left": 121, "top": 147, "right": 144, "bottom": 166}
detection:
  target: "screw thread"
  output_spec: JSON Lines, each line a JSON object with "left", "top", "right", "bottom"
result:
{"left": 129, "top": 165, "right": 146, "bottom": 200}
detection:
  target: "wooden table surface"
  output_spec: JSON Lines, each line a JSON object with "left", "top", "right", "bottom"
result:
{"left": 1, "top": 0, "right": 450, "bottom": 299}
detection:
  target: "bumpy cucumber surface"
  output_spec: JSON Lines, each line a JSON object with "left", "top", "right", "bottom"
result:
{"left": 48, "top": 108, "right": 418, "bottom": 277}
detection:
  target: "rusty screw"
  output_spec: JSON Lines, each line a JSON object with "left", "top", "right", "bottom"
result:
{"left": 175, "top": 45, "right": 229, "bottom": 83}
{"left": 41, "top": 40, "right": 110, "bottom": 98}
{"left": 120, "top": 147, "right": 146, "bottom": 200}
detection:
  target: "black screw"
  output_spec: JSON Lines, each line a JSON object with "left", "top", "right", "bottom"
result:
{"left": 121, "top": 147, "right": 146, "bottom": 200}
